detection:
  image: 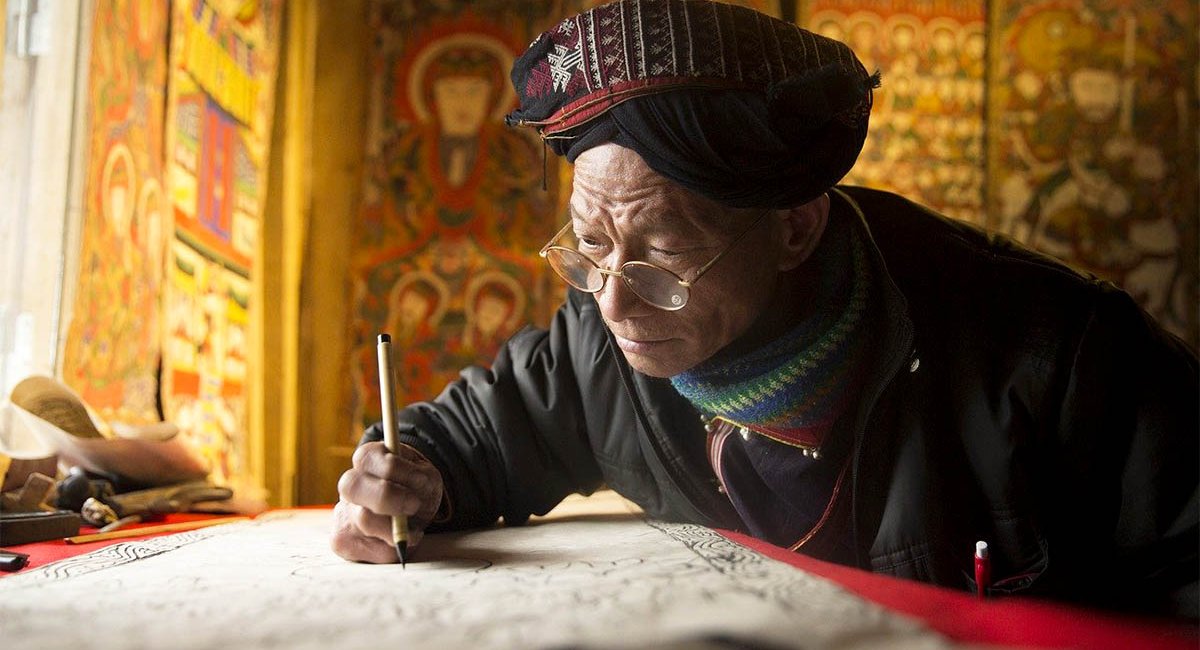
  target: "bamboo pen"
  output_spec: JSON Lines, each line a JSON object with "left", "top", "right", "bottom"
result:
{"left": 376, "top": 333, "right": 410, "bottom": 567}
{"left": 65, "top": 517, "right": 250, "bottom": 544}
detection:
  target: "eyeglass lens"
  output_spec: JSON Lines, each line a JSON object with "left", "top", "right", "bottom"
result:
{"left": 543, "top": 248, "right": 689, "bottom": 310}
{"left": 545, "top": 248, "right": 604, "bottom": 292}
{"left": 623, "top": 264, "right": 688, "bottom": 308}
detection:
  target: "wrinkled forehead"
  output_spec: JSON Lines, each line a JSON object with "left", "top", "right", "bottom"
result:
{"left": 569, "top": 144, "right": 739, "bottom": 236}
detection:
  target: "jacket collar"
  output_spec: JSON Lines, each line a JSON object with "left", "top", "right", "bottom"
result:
{"left": 828, "top": 187, "right": 917, "bottom": 568}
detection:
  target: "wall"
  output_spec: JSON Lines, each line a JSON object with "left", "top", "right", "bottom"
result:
{"left": 51, "top": 0, "right": 1196, "bottom": 506}
{"left": 56, "top": 0, "right": 283, "bottom": 502}
{"left": 344, "top": 2, "right": 589, "bottom": 438}
{"left": 0, "top": 2, "right": 89, "bottom": 397}
{"left": 986, "top": 0, "right": 1196, "bottom": 344}
{"left": 798, "top": 0, "right": 1198, "bottom": 347}
{"left": 319, "top": 0, "right": 1197, "bottom": 502}
{"left": 61, "top": 0, "right": 169, "bottom": 426}
{"left": 290, "top": 0, "right": 371, "bottom": 505}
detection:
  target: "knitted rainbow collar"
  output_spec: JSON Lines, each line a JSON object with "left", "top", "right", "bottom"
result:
{"left": 670, "top": 216, "right": 871, "bottom": 453}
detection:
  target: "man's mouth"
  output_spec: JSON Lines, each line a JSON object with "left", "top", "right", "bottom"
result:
{"left": 611, "top": 333, "right": 671, "bottom": 354}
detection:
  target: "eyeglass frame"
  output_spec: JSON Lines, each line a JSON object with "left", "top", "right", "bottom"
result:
{"left": 538, "top": 208, "right": 772, "bottom": 312}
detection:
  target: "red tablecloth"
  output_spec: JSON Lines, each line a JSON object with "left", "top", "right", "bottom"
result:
{"left": 723, "top": 529, "right": 1197, "bottom": 650}
{"left": 4, "top": 512, "right": 1196, "bottom": 649}
{"left": 2, "top": 512, "right": 223, "bottom": 569}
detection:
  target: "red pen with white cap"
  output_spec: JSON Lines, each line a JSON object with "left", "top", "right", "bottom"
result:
{"left": 975, "top": 540, "right": 991, "bottom": 599}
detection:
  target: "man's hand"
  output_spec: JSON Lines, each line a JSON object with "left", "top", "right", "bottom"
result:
{"left": 331, "top": 441, "right": 444, "bottom": 563}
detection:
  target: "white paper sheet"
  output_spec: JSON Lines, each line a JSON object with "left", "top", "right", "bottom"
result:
{"left": 1, "top": 398, "right": 207, "bottom": 487}
{"left": 0, "top": 510, "right": 958, "bottom": 649}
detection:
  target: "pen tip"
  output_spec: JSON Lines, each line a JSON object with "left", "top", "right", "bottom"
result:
{"left": 396, "top": 541, "right": 408, "bottom": 568}
{"left": 378, "top": 333, "right": 391, "bottom": 344}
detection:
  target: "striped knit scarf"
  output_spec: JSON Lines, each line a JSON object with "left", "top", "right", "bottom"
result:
{"left": 670, "top": 218, "right": 871, "bottom": 451}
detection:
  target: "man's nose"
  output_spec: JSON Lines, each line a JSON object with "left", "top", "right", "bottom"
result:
{"left": 594, "top": 270, "right": 648, "bottom": 321}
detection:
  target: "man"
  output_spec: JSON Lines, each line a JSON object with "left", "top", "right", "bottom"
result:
{"left": 333, "top": 0, "right": 1198, "bottom": 617}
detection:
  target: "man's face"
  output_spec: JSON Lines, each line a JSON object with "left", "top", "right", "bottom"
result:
{"left": 570, "top": 144, "right": 782, "bottom": 377}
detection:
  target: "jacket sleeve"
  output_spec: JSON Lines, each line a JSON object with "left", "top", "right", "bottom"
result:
{"left": 360, "top": 292, "right": 607, "bottom": 530}
{"left": 1044, "top": 283, "right": 1198, "bottom": 616}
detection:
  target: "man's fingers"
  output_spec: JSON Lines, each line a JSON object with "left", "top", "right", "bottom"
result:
{"left": 331, "top": 497, "right": 434, "bottom": 564}
{"left": 336, "top": 443, "right": 445, "bottom": 562}
{"left": 350, "top": 442, "right": 443, "bottom": 510}
{"left": 338, "top": 466, "right": 408, "bottom": 516}
{"left": 338, "top": 465, "right": 440, "bottom": 519}
{"left": 330, "top": 501, "right": 400, "bottom": 563}
{"left": 352, "top": 440, "right": 428, "bottom": 466}
{"left": 354, "top": 442, "right": 435, "bottom": 489}
{"left": 346, "top": 498, "right": 391, "bottom": 539}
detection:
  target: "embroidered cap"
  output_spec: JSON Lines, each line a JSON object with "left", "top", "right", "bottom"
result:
{"left": 505, "top": 0, "right": 879, "bottom": 208}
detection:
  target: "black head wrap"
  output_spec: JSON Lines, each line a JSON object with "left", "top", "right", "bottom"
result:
{"left": 506, "top": 0, "right": 879, "bottom": 209}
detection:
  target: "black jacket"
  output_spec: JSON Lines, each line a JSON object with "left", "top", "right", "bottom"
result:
{"left": 368, "top": 186, "right": 1198, "bottom": 617}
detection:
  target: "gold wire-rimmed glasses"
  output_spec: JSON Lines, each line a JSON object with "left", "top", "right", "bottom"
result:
{"left": 538, "top": 209, "right": 770, "bottom": 311}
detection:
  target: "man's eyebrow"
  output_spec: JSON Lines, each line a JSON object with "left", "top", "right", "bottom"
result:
{"left": 566, "top": 202, "right": 600, "bottom": 223}
{"left": 566, "top": 200, "right": 723, "bottom": 237}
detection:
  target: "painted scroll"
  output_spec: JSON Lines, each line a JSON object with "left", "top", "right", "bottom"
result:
{"left": 0, "top": 510, "right": 954, "bottom": 649}
{"left": 60, "top": 0, "right": 170, "bottom": 425}
{"left": 161, "top": 0, "right": 283, "bottom": 484}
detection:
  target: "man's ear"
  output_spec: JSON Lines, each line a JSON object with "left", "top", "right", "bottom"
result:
{"left": 775, "top": 193, "right": 830, "bottom": 271}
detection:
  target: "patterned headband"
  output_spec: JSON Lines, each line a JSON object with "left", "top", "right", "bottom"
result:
{"left": 505, "top": 0, "right": 874, "bottom": 137}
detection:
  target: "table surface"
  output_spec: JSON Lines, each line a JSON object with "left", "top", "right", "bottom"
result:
{"left": 3, "top": 492, "right": 1196, "bottom": 649}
